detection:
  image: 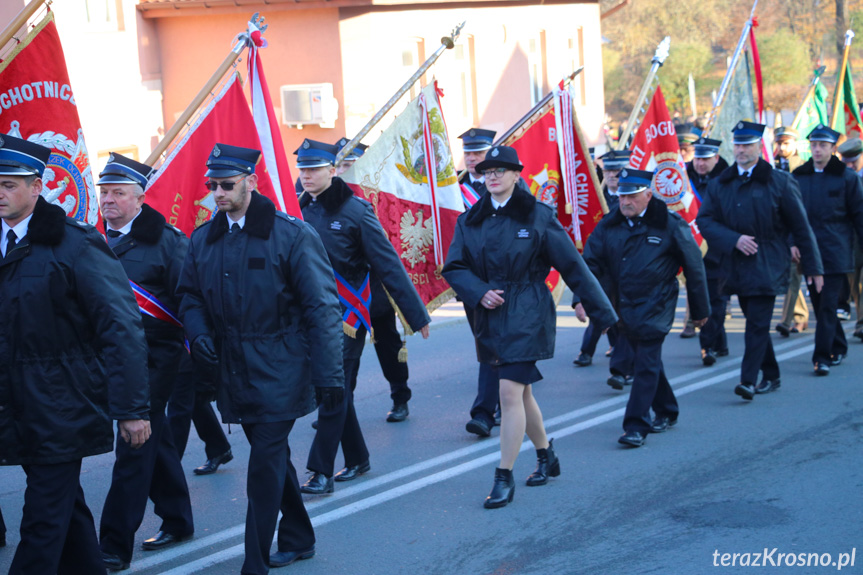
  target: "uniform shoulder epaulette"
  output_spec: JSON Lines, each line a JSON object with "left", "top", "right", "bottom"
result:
{"left": 274, "top": 211, "right": 301, "bottom": 226}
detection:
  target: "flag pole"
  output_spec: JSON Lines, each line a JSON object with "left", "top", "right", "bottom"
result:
{"left": 335, "top": 21, "right": 465, "bottom": 166}
{"left": 0, "top": 0, "right": 48, "bottom": 53}
{"left": 831, "top": 30, "right": 855, "bottom": 129}
{"left": 791, "top": 66, "right": 826, "bottom": 128}
{"left": 496, "top": 67, "right": 584, "bottom": 145}
{"left": 703, "top": 0, "right": 759, "bottom": 137}
{"left": 144, "top": 29, "right": 252, "bottom": 166}
{"left": 616, "top": 36, "right": 670, "bottom": 150}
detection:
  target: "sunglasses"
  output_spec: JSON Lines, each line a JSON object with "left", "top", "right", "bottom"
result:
{"left": 204, "top": 176, "right": 246, "bottom": 191}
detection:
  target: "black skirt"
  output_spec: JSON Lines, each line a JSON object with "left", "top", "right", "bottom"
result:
{"left": 496, "top": 361, "right": 542, "bottom": 385}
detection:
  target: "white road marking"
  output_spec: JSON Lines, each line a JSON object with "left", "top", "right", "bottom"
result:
{"left": 142, "top": 335, "right": 824, "bottom": 574}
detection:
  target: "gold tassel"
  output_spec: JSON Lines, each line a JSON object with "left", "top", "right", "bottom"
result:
{"left": 397, "top": 340, "right": 408, "bottom": 363}
{"left": 565, "top": 202, "right": 573, "bottom": 214}
{"left": 343, "top": 322, "right": 358, "bottom": 339}
{"left": 369, "top": 328, "right": 375, "bottom": 344}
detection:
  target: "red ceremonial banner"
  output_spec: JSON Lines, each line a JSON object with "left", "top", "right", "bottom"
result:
{"left": 0, "top": 13, "right": 97, "bottom": 224}
{"left": 628, "top": 86, "right": 703, "bottom": 246}
{"left": 146, "top": 74, "right": 289, "bottom": 235}
{"left": 505, "top": 106, "right": 605, "bottom": 252}
{"left": 341, "top": 83, "right": 463, "bottom": 314}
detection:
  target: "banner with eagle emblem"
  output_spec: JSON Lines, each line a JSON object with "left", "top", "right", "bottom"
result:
{"left": 0, "top": 12, "right": 97, "bottom": 224}
{"left": 628, "top": 86, "right": 703, "bottom": 247}
{"left": 341, "top": 82, "right": 463, "bottom": 314}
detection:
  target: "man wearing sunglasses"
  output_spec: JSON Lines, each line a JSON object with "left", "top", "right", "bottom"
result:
{"left": 97, "top": 153, "right": 194, "bottom": 571}
{"left": 296, "top": 138, "right": 430, "bottom": 497}
{"left": 177, "top": 143, "right": 345, "bottom": 574}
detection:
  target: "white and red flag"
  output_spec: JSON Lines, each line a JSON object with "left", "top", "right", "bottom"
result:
{"left": 0, "top": 11, "right": 97, "bottom": 224}
{"left": 341, "top": 82, "right": 463, "bottom": 313}
{"left": 628, "top": 86, "right": 703, "bottom": 246}
{"left": 146, "top": 73, "right": 295, "bottom": 235}
{"left": 245, "top": 20, "right": 296, "bottom": 215}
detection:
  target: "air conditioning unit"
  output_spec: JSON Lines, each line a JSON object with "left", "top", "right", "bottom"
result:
{"left": 280, "top": 83, "right": 338, "bottom": 129}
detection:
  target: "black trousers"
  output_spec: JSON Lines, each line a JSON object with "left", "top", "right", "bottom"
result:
{"left": 738, "top": 295, "right": 780, "bottom": 385}
{"left": 809, "top": 274, "right": 849, "bottom": 365}
{"left": 609, "top": 330, "right": 634, "bottom": 377}
{"left": 10, "top": 459, "right": 106, "bottom": 575}
{"left": 371, "top": 307, "right": 411, "bottom": 405}
{"left": 464, "top": 302, "right": 499, "bottom": 426}
{"left": 241, "top": 421, "right": 314, "bottom": 575}
{"left": 622, "top": 335, "right": 678, "bottom": 434}
{"left": 579, "top": 321, "right": 618, "bottom": 356}
{"left": 307, "top": 332, "right": 370, "bottom": 476}
{"left": 699, "top": 277, "right": 729, "bottom": 353}
{"left": 167, "top": 379, "right": 231, "bottom": 460}
{"left": 100, "top": 409, "right": 194, "bottom": 563}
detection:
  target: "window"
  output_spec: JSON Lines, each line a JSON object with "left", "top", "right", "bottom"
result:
{"left": 401, "top": 38, "right": 425, "bottom": 100}
{"left": 85, "top": 0, "right": 125, "bottom": 31}
{"left": 527, "top": 31, "right": 548, "bottom": 106}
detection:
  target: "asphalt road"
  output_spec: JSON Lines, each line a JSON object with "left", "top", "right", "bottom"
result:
{"left": 1, "top": 292, "right": 861, "bottom": 574}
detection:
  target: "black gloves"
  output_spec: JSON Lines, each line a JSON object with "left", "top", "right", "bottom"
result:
{"left": 316, "top": 387, "right": 345, "bottom": 411}
{"left": 191, "top": 335, "right": 218, "bottom": 369}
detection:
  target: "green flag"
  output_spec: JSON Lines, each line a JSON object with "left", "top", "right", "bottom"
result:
{"left": 793, "top": 79, "right": 829, "bottom": 161}
{"left": 832, "top": 59, "right": 863, "bottom": 139}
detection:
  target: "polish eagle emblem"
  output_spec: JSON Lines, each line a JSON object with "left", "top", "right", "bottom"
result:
{"left": 399, "top": 209, "right": 433, "bottom": 268}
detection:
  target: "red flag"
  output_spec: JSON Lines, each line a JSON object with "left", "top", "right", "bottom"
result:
{"left": 504, "top": 92, "right": 605, "bottom": 252}
{"left": 246, "top": 21, "right": 300, "bottom": 218}
{"left": 628, "top": 86, "right": 703, "bottom": 246}
{"left": 0, "top": 13, "right": 97, "bottom": 224}
{"left": 146, "top": 74, "right": 288, "bottom": 235}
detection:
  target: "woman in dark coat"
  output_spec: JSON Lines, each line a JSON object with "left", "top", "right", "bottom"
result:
{"left": 443, "top": 146, "right": 617, "bottom": 508}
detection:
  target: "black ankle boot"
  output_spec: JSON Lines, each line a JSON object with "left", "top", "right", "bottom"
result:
{"left": 526, "top": 438, "right": 560, "bottom": 486}
{"left": 484, "top": 467, "right": 515, "bottom": 509}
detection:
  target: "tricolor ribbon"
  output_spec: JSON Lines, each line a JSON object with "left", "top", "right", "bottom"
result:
{"left": 418, "top": 90, "right": 445, "bottom": 267}
{"left": 333, "top": 270, "right": 372, "bottom": 338}
{"left": 129, "top": 280, "right": 183, "bottom": 328}
{"left": 460, "top": 181, "right": 481, "bottom": 208}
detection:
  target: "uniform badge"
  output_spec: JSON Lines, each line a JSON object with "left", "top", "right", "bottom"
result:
{"left": 491, "top": 148, "right": 499, "bottom": 157}
{"left": 330, "top": 221, "right": 342, "bottom": 230}
{"left": 213, "top": 145, "right": 221, "bottom": 158}
{"left": 108, "top": 152, "right": 116, "bottom": 163}
{"left": 303, "top": 140, "right": 311, "bottom": 149}
{"left": 517, "top": 228, "right": 531, "bottom": 239}
{"left": 620, "top": 168, "right": 629, "bottom": 178}
{"left": 469, "top": 129, "right": 476, "bottom": 137}
{"left": 647, "top": 236, "right": 663, "bottom": 244}
{"left": 736, "top": 122, "right": 744, "bottom": 130}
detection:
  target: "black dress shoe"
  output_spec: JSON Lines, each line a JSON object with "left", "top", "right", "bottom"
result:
{"left": 701, "top": 349, "right": 717, "bottom": 366}
{"left": 386, "top": 403, "right": 409, "bottom": 422}
{"left": 755, "top": 378, "right": 781, "bottom": 394}
{"left": 605, "top": 346, "right": 614, "bottom": 357}
{"left": 493, "top": 405, "right": 501, "bottom": 427}
{"left": 606, "top": 374, "right": 626, "bottom": 390}
{"left": 311, "top": 419, "right": 318, "bottom": 430}
{"left": 334, "top": 460, "right": 370, "bottom": 482}
{"left": 193, "top": 449, "right": 233, "bottom": 476}
{"left": 790, "top": 325, "right": 800, "bottom": 334}
{"left": 484, "top": 467, "right": 515, "bottom": 509}
{"left": 526, "top": 438, "right": 560, "bottom": 486}
{"left": 775, "top": 324, "right": 790, "bottom": 337}
{"left": 650, "top": 416, "right": 678, "bottom": 433}
{"left": 734, "top": 383, "right": 755, "bottom": 400}
{"left": 830, "top": 353, "right": 845, "bottom": 366}
{"left": 618, "top": 431, "right": 645, "bottom": 447}
{"left": 300, "top": 472, "right": 334, "bottom": 494}
{"left": 102, "top": 552, "right": 130, "bottom": 571}
{"left": 572, "top": 352, "right": 592, "bottom": 367}
{"left": 269, "top": 546, "right": 315, "bottom": 567}
{"left": 142, "top": 530, "right": 192, "bottom": 551}
{"left": 854, "top": 329, "right": 863, "bottom": 341}
{"left": 716, "top": 348, "right": 729, "bottom": 357}
{"left": 814, "top": 363, "right": 830, "bottom": 376}
{"left": 466, "top": 417, "right": 491, "bottom": 437}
